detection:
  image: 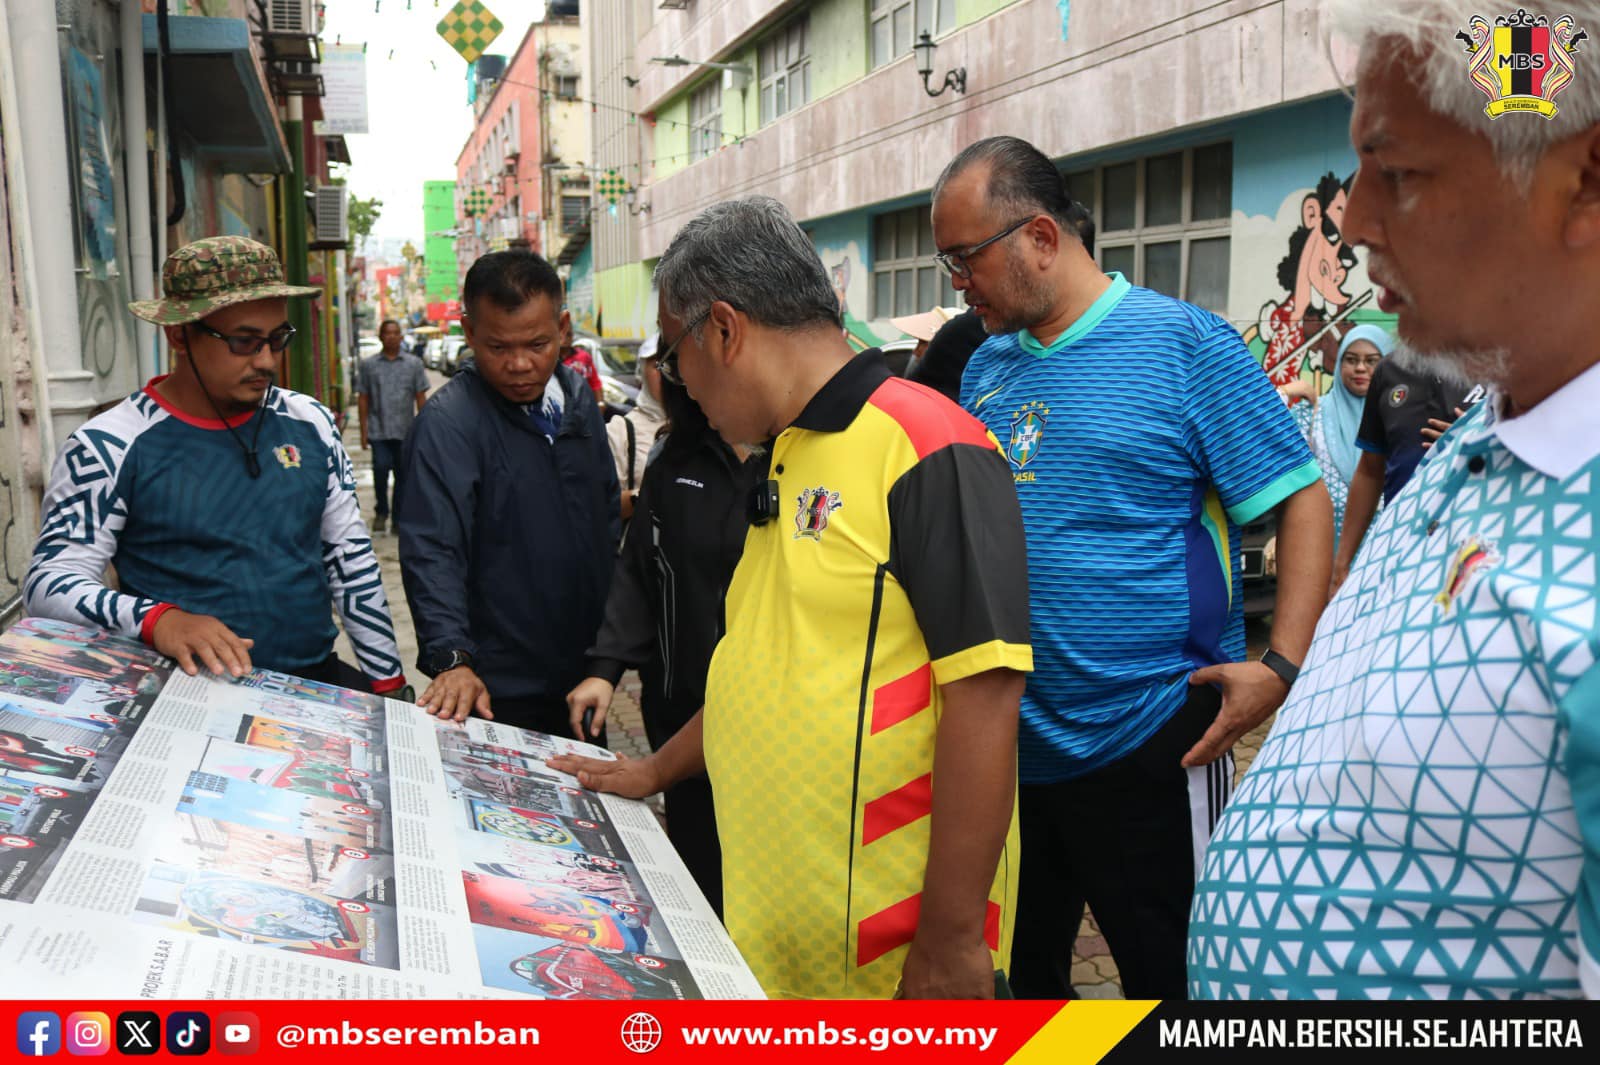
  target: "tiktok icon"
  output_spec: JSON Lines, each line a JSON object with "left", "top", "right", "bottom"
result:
{"left": 165, "top": 1012, "right": 210, "bottom": 1056}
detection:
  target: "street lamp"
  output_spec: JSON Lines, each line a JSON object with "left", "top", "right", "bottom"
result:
{"left": 650, "top": 55, "right": 754, "bottom": 91}
{"left": 913, "top": 31, "right": 966, "bottom": 97}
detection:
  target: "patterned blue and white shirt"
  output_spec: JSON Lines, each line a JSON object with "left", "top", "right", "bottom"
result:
{"left": 1189, "top": 360, "right": 1600, "bottom": 999}
{"left": 25, "top": 378, "right": 405, "bottom": 686}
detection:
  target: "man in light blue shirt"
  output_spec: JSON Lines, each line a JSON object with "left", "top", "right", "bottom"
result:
{"left": 932, "top": 136, "right": 1333, "bottom": 998}
{"left": 1189, "top": 1, "right": 1600, "bottom": 998}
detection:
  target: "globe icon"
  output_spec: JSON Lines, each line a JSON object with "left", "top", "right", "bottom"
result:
{"left": 620, "top": 1012, "right": 663, "bottom": 1054}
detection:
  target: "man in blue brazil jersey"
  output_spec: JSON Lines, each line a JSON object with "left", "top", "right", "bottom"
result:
{"left": 25, "top": 236, "right": 405, "bottom": 693}
{"left": 932, "top": 136, "right": 1333, "bottom": 998}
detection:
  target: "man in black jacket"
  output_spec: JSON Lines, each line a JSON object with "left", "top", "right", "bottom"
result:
{"left": 567, "top": 378, "right": 765, "bottom": 914}
{"left": 397, "top": 251, "right": 620, "bottom": 735}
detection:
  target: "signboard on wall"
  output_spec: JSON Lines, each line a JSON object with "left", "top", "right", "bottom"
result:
{"left": 315, "top": 44, "right": 370, "bottom": 136}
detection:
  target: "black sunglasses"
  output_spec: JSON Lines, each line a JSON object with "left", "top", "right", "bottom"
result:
{"left": 193, "top": 320, "right": 297, "bottom": 356}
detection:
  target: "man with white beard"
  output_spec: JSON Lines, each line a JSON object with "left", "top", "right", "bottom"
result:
{"left": 1188, "top": 0, "right": 1600, "bottom": 999}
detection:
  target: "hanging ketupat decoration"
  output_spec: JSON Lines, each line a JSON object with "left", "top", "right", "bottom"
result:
{"left": 437, "top": 0, "right": 504, "bottom": 64}
{"left": 596, "top": 169, "right": 629, "bottom": 206}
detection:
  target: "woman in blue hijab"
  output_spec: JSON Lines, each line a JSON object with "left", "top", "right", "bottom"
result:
{"left": 1286, "top": 324, "right": 1392, "bottom": 543}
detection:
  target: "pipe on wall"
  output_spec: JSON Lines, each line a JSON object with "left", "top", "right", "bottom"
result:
{"left": 121, "top": 0, "right": 157, "bottom": 381}
{"left": 3, "top": 0, "right": 83, "bottom": 451}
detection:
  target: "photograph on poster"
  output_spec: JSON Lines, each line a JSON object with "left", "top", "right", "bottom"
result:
{"left": 463, "top": 837, "right": 643, "bottom": 901}
{"left": 0, "top": 772, "right": 98, "bottom": 902}
{"left": 165, "top": 815, "right": 396, "bottom": 901}
{"left": 1, "top": 617, "right": 171, "bottom": 689}
{"left": 460, "top": 869, "right": 679, "bottom": 961}
{"left": 134, "top": 863, "right": 401, "bottom": 968}
{"left": 0, "top": 697, "right": 136, "bottom": 738}
{"left": 0, "top": 660, "right": 154, "bottom": 720}
{"left": 198, "top": 738, "right": 387, "bottom": 806}
{"left": 472, "top": 924, "right": 699, "bottom": 1000}
{"left": 177, "top": 773, "right": 389, "bottom": 851}
{"left": 230, "top": 669, "right": 387, "bottom": 714}
{"left": 462, "top": 798, "right": 625, "bottom": 856}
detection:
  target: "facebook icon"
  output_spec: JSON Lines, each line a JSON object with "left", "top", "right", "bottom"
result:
{"left": 16, "top": 1012, "right": 61, "bottom": 1057}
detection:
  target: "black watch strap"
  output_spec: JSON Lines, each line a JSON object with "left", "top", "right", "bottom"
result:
{"left": 430, "top": 648, "right": 473, "bottom": 674}
{"left": 1259, "top": 648, "right": 1300, "bottom": 687}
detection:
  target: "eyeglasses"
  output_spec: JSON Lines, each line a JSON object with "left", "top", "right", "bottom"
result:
{"left": 657, "top": 309, "right": 710, "bottom": 386}
{"left": 192, "top": 320, "right": 297, "bottom": 356}
{"left": 1341, "top": 353, "right": 1383, "bottom": 369}
{"left": 933, "top": 217, "right": 1035, "bottom": 279}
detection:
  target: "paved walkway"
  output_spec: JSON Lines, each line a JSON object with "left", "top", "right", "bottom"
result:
{"left": 338, "top": 394, "right": 1268, "bottom": 996}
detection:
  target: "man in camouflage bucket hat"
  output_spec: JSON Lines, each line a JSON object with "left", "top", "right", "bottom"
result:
{"left": 128, "top": 234, "right": 322, "bottom": 325}
{"left": 24, "top": 236, "right": 408, "bottom": 696}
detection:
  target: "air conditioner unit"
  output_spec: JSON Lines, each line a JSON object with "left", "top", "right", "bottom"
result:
{"left": 268, "top": 0, "right": 314, "bottom": 34}
{"left": 314, "top": 185, "right": 349, "bottom": 244}
{"left": 545, "top": 46, "right": 580, "bottom": 78}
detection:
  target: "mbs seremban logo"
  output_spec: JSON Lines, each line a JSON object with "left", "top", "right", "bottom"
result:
{"left": 1458, "top": 9, "right": 1587, "bottom": 119}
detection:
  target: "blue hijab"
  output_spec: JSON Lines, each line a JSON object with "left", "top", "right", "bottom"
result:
{"left": 1322, "top": 324, "right": 1393, "bottom": 483}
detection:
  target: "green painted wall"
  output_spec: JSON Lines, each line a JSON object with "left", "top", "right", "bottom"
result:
{"left": 654, "top": 0, "right": 1025, "bottom": 152}
{"left": 653, "top": 94, "right": 692, "bottom": 180}
{"left": 810, "top": 0, "right": 868, "bottom": 98}
{"left": 422, "top": 180, "right": 458, "bottom": 302}
{"left": 955, "top": 0, "right": 1019, "bottom": 25}
{"left": 596, "top": 261, "right": 658, "bottom": 338}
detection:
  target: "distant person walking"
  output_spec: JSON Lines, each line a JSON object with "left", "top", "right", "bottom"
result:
{"left": 357, "top": 318, "right": 429, "bottom": 533}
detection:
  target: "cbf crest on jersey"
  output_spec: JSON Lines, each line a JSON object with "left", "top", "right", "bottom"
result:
{"left": 794, "top": 487, "right": 842, "bottom": 541}
{"left": 273, "top": 444, "right": 302, "bottom": 469}
{"left": 1458, "top": 9, "right": 1586, "bottom": 120}
{"left": 1007, "top": 401, "right": 1049, "bottom": 471}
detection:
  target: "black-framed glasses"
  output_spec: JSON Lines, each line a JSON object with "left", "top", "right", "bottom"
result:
{"left": 193, "top": 320, "right": 297, "bottom": 356}
{"left": 933, "top": 217, "right": 1036, "bottom": 280}
{"left": 657, "top": 309, "right": 710, "bottom": 386}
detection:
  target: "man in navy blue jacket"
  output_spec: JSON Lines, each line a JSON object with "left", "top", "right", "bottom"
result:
{"left": 397, "top": 250, "right": 620, "bottom": 736}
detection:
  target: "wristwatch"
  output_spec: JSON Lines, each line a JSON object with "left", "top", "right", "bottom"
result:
{"left": 1259, "top": 648, "right": 1300, "bottom": 687}
{"left": 428, "top": 648, "right": 474, "bottom": 675}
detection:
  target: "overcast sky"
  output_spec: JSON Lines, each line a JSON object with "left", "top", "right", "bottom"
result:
{"left": 321, "top": 0, "right": 547, "bottom": 244}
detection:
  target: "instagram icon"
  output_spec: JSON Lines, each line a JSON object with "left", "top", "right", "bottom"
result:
{"left": 66, "top": 1012, "right": 110, "bottom": 1056}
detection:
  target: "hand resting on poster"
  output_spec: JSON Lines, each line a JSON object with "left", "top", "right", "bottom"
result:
{"left": 548, "top": 707, "right": 705, "bottom": 796}
{"left": 151, "top": 607, "right": 254, "bottom": 677}
{"left": 417, "top": 663, "right": 494, "bottom": 723}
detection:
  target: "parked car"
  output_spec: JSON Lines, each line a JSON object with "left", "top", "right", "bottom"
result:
{"left": 575, "top": 335, "right": 642, "bottom": 412}
{"left": 1239, "top": 513, "right": 1277, "bottom": 620}
{"left": 876, "top": 336, "right": 917, "bottom": 377}
{"left": 409, "top": 326, "right": 443, "bottom": 363}
{"left": 442, "top": 337, "right": 469, "bottom": 375}
{"left": 357, "top": 337, "right": 382, "bottom": 360}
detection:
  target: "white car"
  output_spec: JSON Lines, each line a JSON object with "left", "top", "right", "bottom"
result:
{"left": 442, "top": 337, "right": 469, "bottom": 375}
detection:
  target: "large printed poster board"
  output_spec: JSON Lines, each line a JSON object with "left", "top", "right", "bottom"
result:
{"left": 0, "top": 619, "right": 762, "bottom": 1000}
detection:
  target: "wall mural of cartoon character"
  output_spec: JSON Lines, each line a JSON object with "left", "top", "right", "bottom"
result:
{"left": 1254, "top": 172, "right": 1373, "bottom": 386}
{"left": 819, "top": 248, "right": 886, "bottom": 353}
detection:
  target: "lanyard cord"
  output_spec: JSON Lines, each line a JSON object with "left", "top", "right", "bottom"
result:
{"left": 183, "top": 325, "right": 269, "bottom": 478}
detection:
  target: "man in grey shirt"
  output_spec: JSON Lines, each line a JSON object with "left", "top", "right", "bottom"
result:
{"left": 357, "top": 318, "right": 430, "bottom": 532}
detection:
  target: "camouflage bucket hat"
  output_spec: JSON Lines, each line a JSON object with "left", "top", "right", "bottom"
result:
{"left": 128, "top": 235, "right": 321, "bottom": 325}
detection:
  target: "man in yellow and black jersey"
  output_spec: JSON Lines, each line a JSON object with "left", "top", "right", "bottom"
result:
{"left": 551, "top": 196, "right": 1032, "bottom": 999}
